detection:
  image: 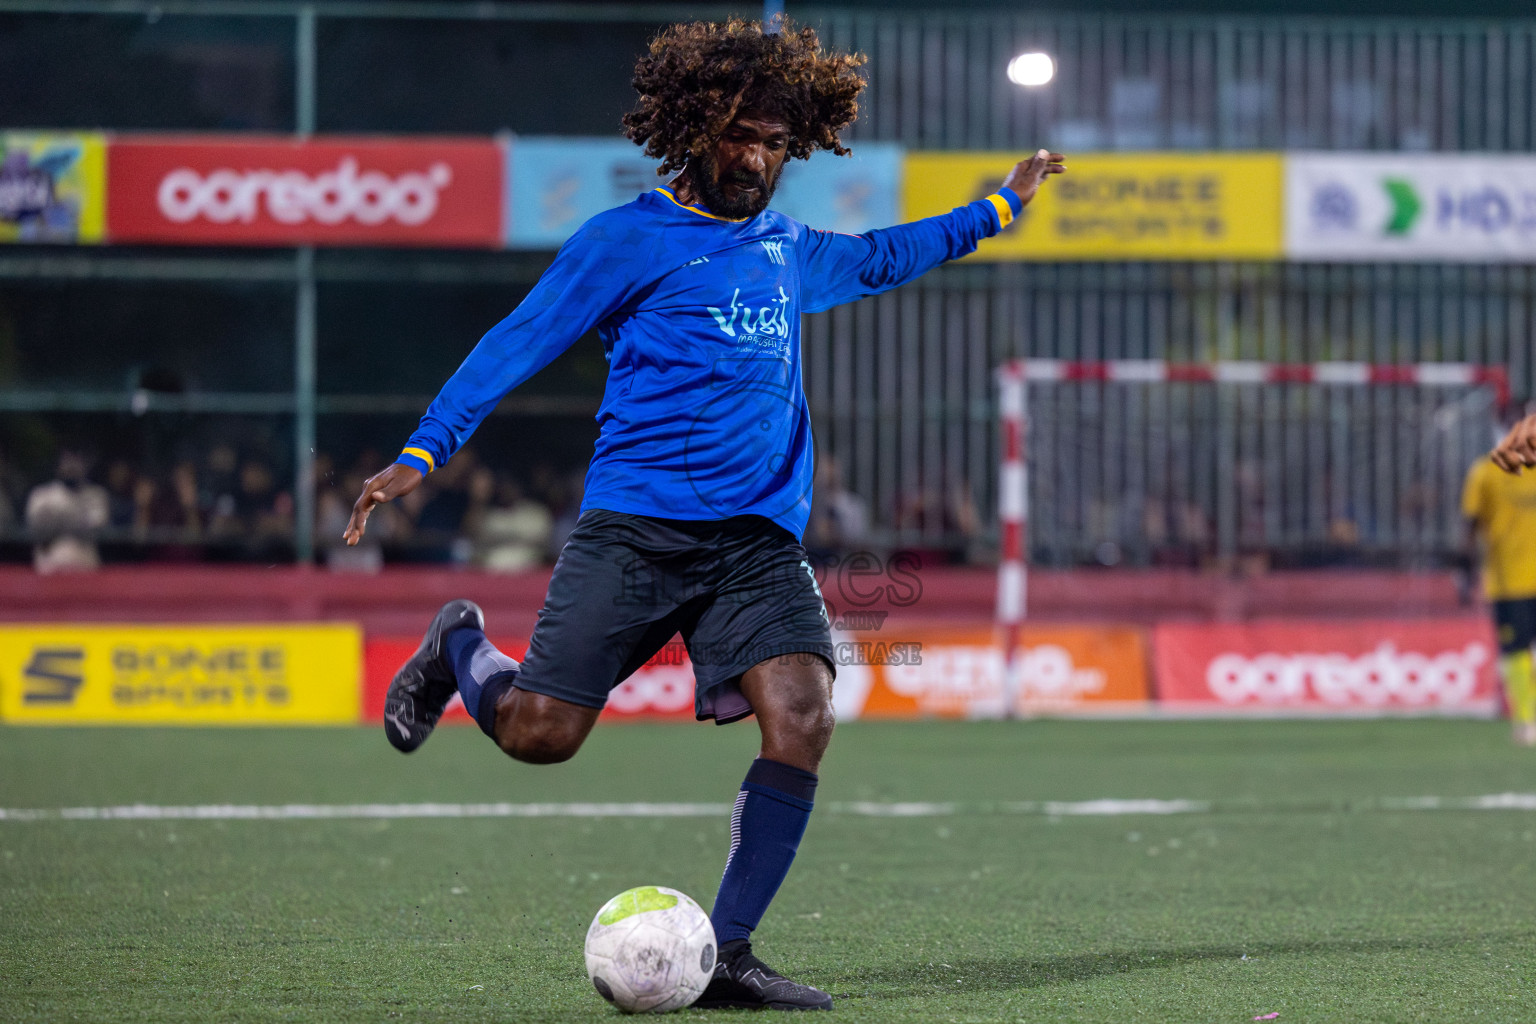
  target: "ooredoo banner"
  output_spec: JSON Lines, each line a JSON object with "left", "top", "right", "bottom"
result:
{"left": 835, "top": 625, "right": 1151, "bottom": 719}
{"left": 0, "top": 624, "right": 361, "bottom": 725}
{"left": 106, "top": 136, "right": 503, "bottom": 247}
{"left": 1154, "top": 619, "right": 1499, "bottom": 713}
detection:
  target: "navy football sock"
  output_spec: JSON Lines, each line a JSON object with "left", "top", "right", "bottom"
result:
{"left": 710, "top": 758, "right": 818, "bottom": 945}
{"left": 445, "top": 627, "right": 519, "bottom": 738}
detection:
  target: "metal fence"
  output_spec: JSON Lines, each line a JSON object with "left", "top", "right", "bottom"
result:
{"left": 818, "top": 11, "right": 1536, "bottom": 153}
{"left": 5, "top": 2, "right": 1536, "bottom": 565}
{"left": 803, "top": 261, "right": 1526, "bottom": 558}
{"left": 1025, "top": 379, "right": 1495, "bottom": 568}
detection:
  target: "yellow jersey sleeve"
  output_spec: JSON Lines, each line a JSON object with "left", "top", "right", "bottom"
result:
{"left": 1461, "top": 459, "right": 1489, "bottom": 523}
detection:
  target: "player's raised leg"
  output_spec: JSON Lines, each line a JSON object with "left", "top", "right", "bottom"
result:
{"left": 697, "top": 654, "right": 836, "bottom": 1011}
{"left": 383, "top": 599, "right": 488, "bottom": 752}
{"left": 384, "top": 598, "right": 603, "bottom": 761}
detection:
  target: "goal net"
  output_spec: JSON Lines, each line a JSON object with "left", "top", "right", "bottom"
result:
{"left": 995, "top": 359, "right": 1508, "bottom": 643}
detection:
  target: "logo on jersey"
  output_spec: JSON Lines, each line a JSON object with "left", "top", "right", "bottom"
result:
{"left": 707, "top": 286, "right": 792, "bottom": 341}
{"left": 760, "top": 239, "right": 786, "bottom": 265}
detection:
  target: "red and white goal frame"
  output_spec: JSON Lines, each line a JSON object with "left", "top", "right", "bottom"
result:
{"left": 994, "top": 358, "right": 1512, "bottom": 715}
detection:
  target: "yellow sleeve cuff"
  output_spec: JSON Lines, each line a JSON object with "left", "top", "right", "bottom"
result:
{"left": 986, "top": 193, "right": 1015, "bottom": 230}
{"left": 400, "top": 447, "right": 435, "bottom": 473}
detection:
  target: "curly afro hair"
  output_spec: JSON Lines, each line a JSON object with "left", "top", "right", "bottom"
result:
{"left": 622, "top": 18, "right": 867, "bottom": 175}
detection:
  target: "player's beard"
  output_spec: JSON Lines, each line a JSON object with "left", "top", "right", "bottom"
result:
{"left": 690, "top": 155, "right": 779, "bottom": 219}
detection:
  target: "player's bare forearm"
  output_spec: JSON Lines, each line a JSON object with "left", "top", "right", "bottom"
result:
{"left": 343, "top": 463, "right": 423, "bottom": 545}
{"left": 1000, "top": 149, "right": 1066, "bottom": 207}
{"left": 1492, "top": 413, "right": 1536, "bottom": 473}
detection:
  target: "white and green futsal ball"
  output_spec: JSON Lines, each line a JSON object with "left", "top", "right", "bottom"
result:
{"left": 584, "top": 885, "right": 716, "bottom": 1013}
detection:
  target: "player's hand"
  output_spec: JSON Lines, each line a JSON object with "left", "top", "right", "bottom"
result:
{"left": 344, "top": 462, "right": 423, "bottom": 545}
{"left": 1000, "top": 149, "right": 1066, "bottom": 208}
{"left": 1491, "top": 413, "right": 1536, "bottom": 473}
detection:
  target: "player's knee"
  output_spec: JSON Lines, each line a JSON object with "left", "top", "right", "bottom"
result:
{"left": 797, "top": 696, "right": 837, "bottom": 749}
{"left": 494, "top": 708, "right": 590, "bottom": 764}
{"left": 765, "top": 672, "right": 836, "bottom": 750}
{"left": 497, "top": 721, "right": 586, "bottom": 764}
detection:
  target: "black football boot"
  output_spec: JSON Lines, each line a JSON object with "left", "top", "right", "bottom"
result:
{"left": 694, "top": 939, "right": 833, "bottom": 1011}
{"left": 383, "top": 599, "right": 483, "bottom": 752}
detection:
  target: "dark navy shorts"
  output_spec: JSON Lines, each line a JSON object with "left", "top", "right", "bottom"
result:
{"left": 515, "top": 509, "right": 835, "bottom": 724}
{"left": 1494, "top": 597, "right": 1536, "bottom": 655}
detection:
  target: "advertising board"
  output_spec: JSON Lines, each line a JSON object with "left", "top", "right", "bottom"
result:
{"left": 364, "top": 626, "right": 1148, "bottom": 724}
{"left": 837, "top": 625, "right": 1151, "bottom": 719}
{"left": 903, "top": 151, "right": 1284, "bottom": 260}
{"left": 505, "top": 136, "right": 901, "bottom": 246}
{"left": 106, "top": 136, "right": 503, "bottom": 247}
{"left": 0, "top": 624, "right": 361, "bottom": 725}
{"left": 1154, "top": 619, "right": 1499, "bottom": 713}
{"left": 1287, "top": 153, "right": 1536, "bottom": 261}
{"left": 362, "top": 636, "right": 699, "bottom": 722}
{"left": 0, "top": 132, "right": 105, "bottom": 243}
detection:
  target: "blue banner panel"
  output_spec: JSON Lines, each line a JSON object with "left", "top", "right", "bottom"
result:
{"left": 505, "top": 137, "right": 901, "bottom": 248}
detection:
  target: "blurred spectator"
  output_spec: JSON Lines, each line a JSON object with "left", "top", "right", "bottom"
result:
{"left": 894, "top": 474, "right": 977, "bottom": 549}
{"left": 415, "top": 450, "right": 479, "bottom": 562}
{"left": 806, "top": 456, "right": 869, "bottom": 558}
{"left": 104, "top": 459, "right": 138, "bottom": 530}
{"left": 474, "top": 470, "right": 553, "bottom": 572}
{"left": 318, "top": 458, "right": 412, "bottom": 572}
{"left": 0, "top": 453, "right": 19, "bottom": 538}
{"left": 1, "top": 439, "right": 621, "bottom": 567}
{"left": 208, "top": 459, "right": 292, "bottom": 558}
{"left": 547, "top": 467, "right": 587, "bottom": 559}
{"left": 25, "top": 451, "right": 108, "bottom": 573}
{"left": 1146, "top": 498, "right": 1214, "bottom": 568}
{"left": 202, "top": 444, "right": 239, "bottom": 522}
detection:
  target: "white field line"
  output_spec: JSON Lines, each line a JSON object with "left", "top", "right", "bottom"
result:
{"left": 5, "top": 794, "right": 1536, "bottom": 822}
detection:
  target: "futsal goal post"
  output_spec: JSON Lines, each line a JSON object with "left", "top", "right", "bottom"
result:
{"left": 994, "top": 359, "right": 1512, "bottom": 715}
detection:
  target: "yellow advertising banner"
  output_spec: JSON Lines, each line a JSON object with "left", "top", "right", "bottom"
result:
{"left": 0, "top": 624, "right": 360, "bottom": 725}
{"left": 0, "top": 132, "right": 106, "bottom": 244}
{"left": 903, "top": 151, "right": 1283, "bottom": 260}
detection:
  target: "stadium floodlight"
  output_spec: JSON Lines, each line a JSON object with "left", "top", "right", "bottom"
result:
{"left": 1006, "top": 52, "right": 1055, "bottom": 87}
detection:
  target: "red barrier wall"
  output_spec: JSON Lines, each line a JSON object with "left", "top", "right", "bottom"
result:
{"left": 0, "top": 566, "right": 1472, "bottom": 632}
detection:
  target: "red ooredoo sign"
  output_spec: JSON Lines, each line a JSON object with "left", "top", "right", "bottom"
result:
{"left": 107, "top": 136, "right": 503, "bottom": 247}
{"left": 1154, "top": 618, "right": 1499, "bottom": 713}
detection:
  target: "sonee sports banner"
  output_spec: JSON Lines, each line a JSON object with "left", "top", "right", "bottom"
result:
{"left": 903, "top": 151, "right": 1284, "bottom": 260}
{"left": 0, "top": 624, "right": 361, "bottom": 725}
{"left": 106, "top": 136, "right": 504, "bottom": 247}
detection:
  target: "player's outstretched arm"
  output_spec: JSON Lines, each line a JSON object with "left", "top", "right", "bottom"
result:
{"left": 1000, "top": 149, "right": 1066, "bottom": 207}
{"left": 796, "top": 149, "right": 1065, "bottom": 314}
{"left": 1492, "top": 413, "right": 1536, "bottom": 473}
{"left": 343, "top": 463, "right": 422, "bottom": 545}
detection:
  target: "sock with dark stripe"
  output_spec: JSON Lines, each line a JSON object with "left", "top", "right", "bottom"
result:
{"left": 444, "top": 627, "right": 520, "bottom": 738}
{"left": 710, "top": 757, "right": 818, "bottom": 945}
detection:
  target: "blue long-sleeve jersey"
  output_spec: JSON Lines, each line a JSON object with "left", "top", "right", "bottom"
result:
{"left": 396, "top": 184, "right": 1024, "bottom": 539}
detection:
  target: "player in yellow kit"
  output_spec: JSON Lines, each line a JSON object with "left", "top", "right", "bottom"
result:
{"left": 1463, "top": 451, "right": 1536, "bottom": 745}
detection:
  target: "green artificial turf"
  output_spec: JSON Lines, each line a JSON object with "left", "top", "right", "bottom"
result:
{"left": 3, "top": 718, "right": 1536, "bottom": 1022}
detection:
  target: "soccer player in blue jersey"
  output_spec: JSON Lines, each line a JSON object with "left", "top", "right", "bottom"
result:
{"left": 344, "top": 18, "right": 1064, "bottom": 1010}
